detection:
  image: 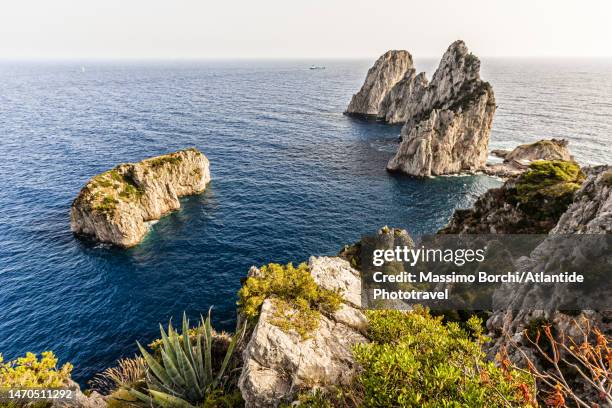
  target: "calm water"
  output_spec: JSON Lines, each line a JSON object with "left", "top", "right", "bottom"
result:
{"left": 0, "top": 58, "right": 611, "bottom": 383}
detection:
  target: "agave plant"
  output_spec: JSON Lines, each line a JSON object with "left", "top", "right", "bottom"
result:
{"left": 127, "top": 310, "right": 243, "bottom": 408}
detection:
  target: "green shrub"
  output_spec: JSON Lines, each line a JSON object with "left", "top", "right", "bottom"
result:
{"left": 237, "top": 262, "right": 343, "bottom": 338}
{"left": 146, "top": 155, "right": 183, "bottom": 169}
{"left": 351, "top": 309, "right": 536, "bottom": 407}
{"left": 338, "top": 242, "right": 361, "bottom": 270}
{"left": 510, "top": 160, "right": 584, "bottom": 225}
{"left": 515, "top": 160, "right": 584, "bottom": 201}
{"left": 0, "top": 351, "right": 72, "bottom": 388}
{"left": 282, "top": 390, "right": 334, "bottom": 408}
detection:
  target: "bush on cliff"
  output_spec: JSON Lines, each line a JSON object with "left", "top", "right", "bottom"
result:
{"left": 0, "top": 351, "right": 72, "bottom": 389}
{"left": 237, "top": 262, "right": 342, "bottom": 338}
{"left": 350, "top": 309, "right": 536, "bottom": 407}
{"left": 512, "top": 160, "right": 584, "bottom": 222}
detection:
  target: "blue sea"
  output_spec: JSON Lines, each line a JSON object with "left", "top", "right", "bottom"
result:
{"left": 0, "top": 58, "right": 611, "bottom": 384}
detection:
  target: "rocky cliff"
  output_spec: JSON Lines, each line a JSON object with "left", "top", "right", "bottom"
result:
{"left": 345, "top": 50, "right": 415, "bottom": 120}
{"left": 439, "top": 160, "right": 585, "bottom": 234}
{"left": 71, "top": 148, "right": 211, "bottom": 247}
{"left": 386, "top": 41, "right": 496, "bottom": 176}
{"left": 485, "top": 165, "right": 611, "bottom": 368}
{"left": 238, "top": 256, "right": 367, "bottom": 407}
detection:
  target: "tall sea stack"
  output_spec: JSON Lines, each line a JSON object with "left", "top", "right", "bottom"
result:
{"left": 347, "top": 41, "right": 496, "bottom": 177}
{"left": 345, "top": 50, "right": 415, "bottom": 121}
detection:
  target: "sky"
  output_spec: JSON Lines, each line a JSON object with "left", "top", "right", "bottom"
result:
{"left": 1, "top": 0, "right": 611, "bottom": 59}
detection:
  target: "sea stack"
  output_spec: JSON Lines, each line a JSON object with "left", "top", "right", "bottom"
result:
{"left": 345, "top": 50, "right": 415, "bottom": 121}
{"left": 71, "top": 148, "right": 211, "bottom": 247}
{"left": 346, "top": 41, "right": 496, "bottom": 176}
{"left": 386, "top": 41, "right": 496, "bottom": 176}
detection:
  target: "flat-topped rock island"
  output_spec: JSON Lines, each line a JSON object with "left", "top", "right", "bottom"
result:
{"left": 70, "top": 148, "right": 211, "bottom": 247}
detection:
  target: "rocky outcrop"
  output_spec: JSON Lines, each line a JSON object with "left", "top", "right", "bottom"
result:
{"left": 485, "top": 139, "right": 573, "bottom": 177}
{"left": 345, "top": 50, "right": 414, "bottom": 119}
{"left": 551, "top": 165, "right": 612, "bottom": 233}
{"left": 386, "top": 41, "right": 496, "bottom": 176}
{"left": 439, "top": 160, "right": 585, "bottom": 234}
{"left": 339, "top": 225, "right": 414, "bottom": 271}
{"left": 238, "top": 256, "right": 367, "bottom": 407}
{"left": 52, "top": 380, "right": 106, "bottom": 408}
{"left": 486, "top": 165, "right": 612, "bottom": 366}
{"left": 71, "top": 148, "right": 211, "bottom": 247}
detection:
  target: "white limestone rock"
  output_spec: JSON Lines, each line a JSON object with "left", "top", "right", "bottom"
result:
{"left": 345, "top": 50, "right": 414, "bottom": 119}
{"left": 379, "top": 71, "right": 429, "bottom": 124}
{"left": 70, "top": 148, "right": 211, "bottom": 247}
{"left": 386, "top": 40, "right": 496, "bottom": 176}
{"left": 238, "top": 257, "right": 367, "bottom": 407}
{"left": 551, "top": 165, "right": 611, "bottom": 233}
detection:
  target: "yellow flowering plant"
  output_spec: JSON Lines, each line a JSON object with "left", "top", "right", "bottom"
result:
{"left": 0, "top": 351, "right": 73, "bottom": 388}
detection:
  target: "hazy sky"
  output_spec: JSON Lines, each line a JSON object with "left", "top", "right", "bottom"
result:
{"left": 1, "top": 0, "right": 611, "bottom": 59}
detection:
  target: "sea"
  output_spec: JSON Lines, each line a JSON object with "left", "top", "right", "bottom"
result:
{"left": 0, "top": 58, "right": 611, "bottom": 384}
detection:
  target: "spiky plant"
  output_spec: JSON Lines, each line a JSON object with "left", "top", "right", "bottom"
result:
{"left": 90, "top": 356, "right": 146, "bottom": 394}
{"left": 127, "top": 310, "right": 243, "bottom": 408}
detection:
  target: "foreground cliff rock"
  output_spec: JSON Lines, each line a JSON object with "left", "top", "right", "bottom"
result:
{"left": 238, "top": 256, "right": 367, "bottom": 407}
{"left": 485, "top": 139, "right": 573, "bottom": 177}
{"left": 485, "top": 166, "right": 612, "bottom": 396}
{"left": 71, "top": 148, "right": 211, "bottom": 247}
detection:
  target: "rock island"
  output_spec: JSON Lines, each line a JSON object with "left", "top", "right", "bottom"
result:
{"left": 70, "top": 148, "right": 211, "bottom": 247}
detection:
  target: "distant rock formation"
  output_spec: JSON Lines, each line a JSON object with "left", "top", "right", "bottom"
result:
{"left": 485, "top": 139, "right": 573, "bottom": 177}
{"left": 345, "top": 50, "right": 414, "bottom": 120}
{"left": 238, "top": 256, "right": 367, "bottom": 407}
{"left": 71, "top": 148, "right": 211, "bottom": 247}
{"left": 346, "top": 42, "right": 497, "bottom": 176}
{"left": 386, "top": 41, "right": 496, "bottom": 176}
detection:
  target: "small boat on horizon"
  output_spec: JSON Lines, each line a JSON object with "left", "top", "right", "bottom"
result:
{"left": 309, "top": 65, "right": 326, "bottom": 70}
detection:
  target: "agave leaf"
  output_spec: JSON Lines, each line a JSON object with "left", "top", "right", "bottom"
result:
{"left": 174, "top": 319, "right": 202, "bottom": 400}
{"left": 149, "top": 375, "right": 183, "bottom": 397}
{"left": 175, "top": 339, "right": 202, "bottom": 401}
{"left": 125, "top": 386, "right": 154, "bottom": 405}
{"left": 213, "top": 322, "right": 244, "bottom": 389}
{"left": 181, "top": 312, "right": 197, "bottom": 374}
{"left": 160, "top": 323, "right": 179, "bottom": 369}
{"left": 204, "top": 308, "right": 213, "bottom": 382}
{"left": 137, "top": 341, "right": 174, "bottom": 390}
{"left": 149, "top": 389, "right": 196, "bottom": 408}
{"left": 194, "top": 323, "right": 205, "bottom": 384}
{"left": 170, "top": 331, "right": 186, "bottom": 376}
{"left": 161, "top": 348, "right": 186, "bottom": 389}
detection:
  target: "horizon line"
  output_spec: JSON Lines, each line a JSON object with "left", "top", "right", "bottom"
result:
{"left": 2, "top": 55, "right": 612, "bottom": 62}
